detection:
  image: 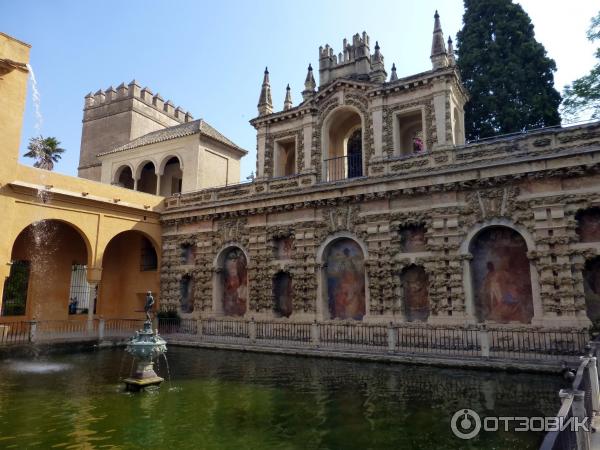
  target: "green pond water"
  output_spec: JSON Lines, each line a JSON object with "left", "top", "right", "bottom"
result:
{"left": 0, "top": 346, "right": 564, "bottom": 449}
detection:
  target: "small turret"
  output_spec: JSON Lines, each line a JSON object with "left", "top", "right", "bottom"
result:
{"left": 390, "top": 63, "right": 398, "bottom": 82}
{"left": 370, "top": 41, "right": 387, "bottom": 83}
{"left": 447, "top": 36, "right": 456, "bottom": 67}
{"left": 302, "top": 63, "right": 316, "bottom": 101}
{"left": 283, "top": 84, "right": 293, "bottom": 110}
{"left": 430, "top": 10, "right": 449, "bottom": 70}
{"left": 257, "top": 67, "right": 273, "bottom": 116}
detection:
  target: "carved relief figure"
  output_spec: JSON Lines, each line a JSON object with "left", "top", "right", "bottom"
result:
{"left": 399, "top": 225, "right": 427, "bottom": 252}
{"left": 401, "top": 265, "right": 429, "bottom": 322}
{"left": 470, "top": 227, "right": 533, "bottom": 324}
{"left": 273, "top": 272, "right": 293, "bottom": 318}
{"left": 325, "top": 239, "right": 365, "bottom": 320}
{"left": 576, "top": 208, "right": 600, "bottom": 242}
{"left": 583, "top": 258, "right": 600, "bottom": 322}
{"left": 222, "top": 248, "right": 247, "bottom": 316}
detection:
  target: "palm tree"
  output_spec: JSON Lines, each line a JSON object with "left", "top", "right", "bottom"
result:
{"left": 24, "top": 136, "right": 65, "bottom": 170}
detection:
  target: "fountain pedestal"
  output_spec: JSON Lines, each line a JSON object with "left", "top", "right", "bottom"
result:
{"left": 123, "top": 320, "right": 167, "bottom": 392}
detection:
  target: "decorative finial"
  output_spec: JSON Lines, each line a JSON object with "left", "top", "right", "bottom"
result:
{"left": 431, "top": 10, "right": 449, "bottom": 69}
{"left": 303, "top": 63, "right": 316, "bottom": 101}
{"left": 447, "top": 36, "right": 456, "bottom": 66}
{"left": 390, "top": 63, "right": 398, "bottom": 82}
{"left": 375, "top": 41, "right": 380, "bottom": 51}
{"left": 258, "top": 66, "right": 273, "bottom": 116}
{"left": 284, "top": 84, "right": 293, "bottom": 110}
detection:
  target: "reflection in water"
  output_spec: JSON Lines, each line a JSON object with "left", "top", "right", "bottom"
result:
{"left": 0, "top": 347, "right": 563, "bottom": 449}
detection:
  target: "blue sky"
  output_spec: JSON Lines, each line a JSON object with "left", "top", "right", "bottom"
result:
{"left": 1, "top": 0, "right": 597, "bottom": 180}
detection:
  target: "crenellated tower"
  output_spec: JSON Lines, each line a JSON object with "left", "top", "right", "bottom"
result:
{"left": 78, "top": 80, "right": 193, "bottom": 181}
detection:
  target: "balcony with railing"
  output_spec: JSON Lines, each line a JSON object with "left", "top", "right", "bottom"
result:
{"left": 323, "top": 153, "right": 363, "bottom": 182}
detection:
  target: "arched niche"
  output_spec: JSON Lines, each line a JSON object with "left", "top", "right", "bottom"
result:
{"left": 468, "top": 226, "right": 534, "bottom": 324}
{"left": 400, "top": 265, "right": 430, "bottom": 322}
{"left": 583, "top": 257, "right": 600, "bottom": 323}
{"left": 180, "top": 274, "right": 194, "bottom": 314}
{"left": 321, "top": 237, "right": 366, "bottom": 320}
{"left": 214, "top": 246, "right": 248, "bottom": 317}
{"left": 273, "top": 271, "right": 293, "bottom": 318}
{"left": 136, "top": 161, "right": 158, "bottom": 194}
{"left": 576, "top": 207, "right": 600, "bottom": 243}
{"left": 159, "top": 156, "right": 183, "bottom": 196}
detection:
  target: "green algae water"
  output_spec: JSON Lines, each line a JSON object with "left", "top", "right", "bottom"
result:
{"left": 0, "top": 346, "right": 563, "bottom": 449}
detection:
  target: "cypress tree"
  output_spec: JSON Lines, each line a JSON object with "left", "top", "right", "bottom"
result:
{"left": 456, "top": 0, "right": 561, "bottom": 141}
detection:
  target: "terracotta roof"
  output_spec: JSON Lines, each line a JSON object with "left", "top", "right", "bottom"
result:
{"left": 97, "top": 119, "right": 247, "bottom": 156}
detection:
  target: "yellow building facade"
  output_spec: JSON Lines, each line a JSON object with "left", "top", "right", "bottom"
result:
{"left": 0, "top": 33, "right": 163, "bottom": 322}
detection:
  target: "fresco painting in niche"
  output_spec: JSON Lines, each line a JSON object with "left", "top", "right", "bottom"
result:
{"left": 180, "top": 275, "right": 194, "bottom": 313}
{"left": 325, "top": 239, "right": 365, "bottom": 320}
{"left": 470, "top": 227, "right": 534, "bottom": 324}
{"left": 222, "top": 248, "right": 247, "bottom": 316}
{"left": 273, "top": 272, "right": 293, "bottom": 318}
{"left": 402, "top": 266, "right": 429, "bottom": 322}
{"left": 576, "top": 209, "right": 600, "bottom": 242}
{"left": 400, "top": 226, "right": 427, "bottom": 252}
{"left": 583, "top": 258, "right": 600, "bottom": 323}
{"left": 274, "top": 237, "right": 293, "bottom": 260}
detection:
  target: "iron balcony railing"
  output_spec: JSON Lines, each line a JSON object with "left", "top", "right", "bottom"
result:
{"left": 323, "top": 153, "right": 363, "bottom": 182}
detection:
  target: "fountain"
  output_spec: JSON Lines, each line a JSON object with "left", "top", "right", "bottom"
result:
{"left": 122, "top": 291, "right": 167, "bottom": 391}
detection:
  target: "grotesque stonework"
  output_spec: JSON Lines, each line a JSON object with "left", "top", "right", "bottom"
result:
{"left": 159, "top": 13, "right": 600, "bottom": 331}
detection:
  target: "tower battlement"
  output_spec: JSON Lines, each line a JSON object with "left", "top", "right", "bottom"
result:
{"left": 78, "top": 80, "right": 194, "bottom": 181}
{"left": 83, "top": 80, "right": 193, "bottom": 124}
{"left": 318, "top": 32, "right": 386, "bottom": 86}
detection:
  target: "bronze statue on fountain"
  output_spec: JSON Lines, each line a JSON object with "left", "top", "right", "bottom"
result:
{"left": 122, "top": 291, "right": 167, "bottom": 392}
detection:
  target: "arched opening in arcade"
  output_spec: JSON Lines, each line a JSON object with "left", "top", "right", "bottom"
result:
{"left": 137, "top": 161, "right": 158, "bottom": 194}
{"left": 114, "top": 165, "right": 135, "bottom": 190}
{"left": 469, "top": 226, "right": 534, "bottom": 324}
{"left": 160, "top": 156, "right": 183, "bottom": 196}
{"left": 322, "top": 107, "right": 363, "bottom": 181}
{"left": 1, "top": 220, "right": 90, "bottom": 320}
{"left": 99, "top": 231, "right": 159, "bottom": 319}
{"left": 322, "top": 237, "right": 366, "bottom": 320}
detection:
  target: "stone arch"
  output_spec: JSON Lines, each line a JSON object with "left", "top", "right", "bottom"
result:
{"left": 158, "top": 154, "right": 184, "bottom": 175}
{"left": 400, "top": 264, "right": 430, "bottom": 322}
{"left": 272, "top": 271, "right": 293, "bottom": 318}
{"left": 4, "top": 220, "right": 91, "bottom": 319}
{"left": 464, "top": 224, "right": 535, "bottom": 324}
{"left": 113, "top": 164, "right": 135, "bottom": 189}
{"left": 98, "top": 230, "right": 160, "bottom": 319}
{"left": 213, "top": 245, "right": 248, "bottom": 317}
{"left": 321, "top": 105, "right": 365, "bottom": 181}
{"left": 317, "top": 233, "right": 367, "bottom": 320}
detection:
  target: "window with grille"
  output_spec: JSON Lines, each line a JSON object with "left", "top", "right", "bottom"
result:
{"left": 1, "top": 260, "right": 30, "bottom": 316}
{"left": 68, "top": 264, "right": 91, "bottom": 315}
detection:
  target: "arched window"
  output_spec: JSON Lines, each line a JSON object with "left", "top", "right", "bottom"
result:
{"left": 219, "top": 247, "right": 247, "bottom": 317}
{"left": 323, "top": 238, "right": 366, "bottom": 320}
{"left": 469, "top": 226, "right": 533, "bottom": 324}
{"left": 160, "top": 157, "right": 183, "bottom": 196}
{"left": 273, "top": 272, "right": 293, "bottom": 318}
{"left": 401, "top": 265, "right": 429, "bottom": 322}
